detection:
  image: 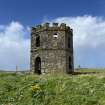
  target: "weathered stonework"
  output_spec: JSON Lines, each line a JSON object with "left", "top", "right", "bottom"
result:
{"left": 30, "top": 23, "right": 74, "bottom": 74}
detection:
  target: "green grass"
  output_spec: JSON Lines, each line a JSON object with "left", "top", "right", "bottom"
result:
{"left": 1, "top": 71, "right": 105, "bottom": 105}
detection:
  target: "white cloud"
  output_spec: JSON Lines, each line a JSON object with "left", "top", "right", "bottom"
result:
{"left": 0, "top": 21, "right": 30, "bottom": 70}
{"left": 0, "top": 15, "right": 105, "bottom": 70}
{"left": 52, "top": 15, "right": 105, "bottom": 48}
{"left": 50, "top": 15, "right": 105, "bottom": 68}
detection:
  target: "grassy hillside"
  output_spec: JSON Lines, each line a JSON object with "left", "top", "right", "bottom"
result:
{"left": 0, "top": 71, "right": 105, "bottom": 105}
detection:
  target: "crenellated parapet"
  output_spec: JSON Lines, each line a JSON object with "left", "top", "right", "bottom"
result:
{"left": 31, "top": 23, "right": 72, "bottom": 33}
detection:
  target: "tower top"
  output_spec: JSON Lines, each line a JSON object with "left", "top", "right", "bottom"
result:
{"left": 31, "top": 23, "right": 72, "bottom": 32}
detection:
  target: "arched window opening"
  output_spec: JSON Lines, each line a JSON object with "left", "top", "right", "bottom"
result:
{"left": 69, "top": 56, "right": 72, "bottom": 70}
{"left": 36, "top": 36, "right": 40, "bottom": 47}
{"left": 35, "top": 57, "right": 41, "bottom": 74}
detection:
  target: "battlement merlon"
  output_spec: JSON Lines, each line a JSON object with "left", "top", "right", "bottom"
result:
{"left": 31, "top": 23, "right": 73, "bottom": 32}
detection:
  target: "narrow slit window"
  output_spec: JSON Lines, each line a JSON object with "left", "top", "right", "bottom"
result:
{"left": 68, "top": 37, "right": 70, "bottom": 48}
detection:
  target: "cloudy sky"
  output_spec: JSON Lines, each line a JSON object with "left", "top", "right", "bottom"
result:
{"left": 0, "top": 0, "right": 105, "bottom": 70}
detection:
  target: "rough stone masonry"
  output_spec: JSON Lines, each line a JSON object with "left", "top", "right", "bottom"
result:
{"left": 30, "top": 23, "right": 74, "bottom": 74}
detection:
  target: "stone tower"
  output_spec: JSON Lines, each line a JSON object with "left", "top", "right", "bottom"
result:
{"left": 30, "top": 23, "right": 74, "bottom": 74}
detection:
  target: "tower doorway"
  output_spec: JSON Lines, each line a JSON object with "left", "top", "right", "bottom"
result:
{"left": 35, "top": 57, "right": 41, "bottom": 74}
{"left": 69, "top": 56, "right": 72, "bottom": 70}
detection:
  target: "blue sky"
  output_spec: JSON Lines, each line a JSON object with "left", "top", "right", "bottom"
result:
{"left": 0, "top": 0, "right": 105, "bottom": 25}
{"left": 0, "top": 0, "right": 105, "bottom": 70}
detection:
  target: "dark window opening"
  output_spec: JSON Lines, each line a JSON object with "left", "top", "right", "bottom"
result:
{"left": 35, "top": 57, "right": 41, "bottom": 74}
{"left": 36, "top": 36, "right": 40, "bottom": 47}
{"left": 68, "top": 37, "right": 70, "bottom": 48}
{"left": 69, "top": 57, "right": 72, "bottom": 69}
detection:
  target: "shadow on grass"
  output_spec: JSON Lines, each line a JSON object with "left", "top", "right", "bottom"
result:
{"left": 71, "top": 71, "right": 101, "bottom": 75}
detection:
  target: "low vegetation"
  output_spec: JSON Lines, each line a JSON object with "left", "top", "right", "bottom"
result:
{"left": 0, "top": 70, "right": 105, "bottom": 105}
